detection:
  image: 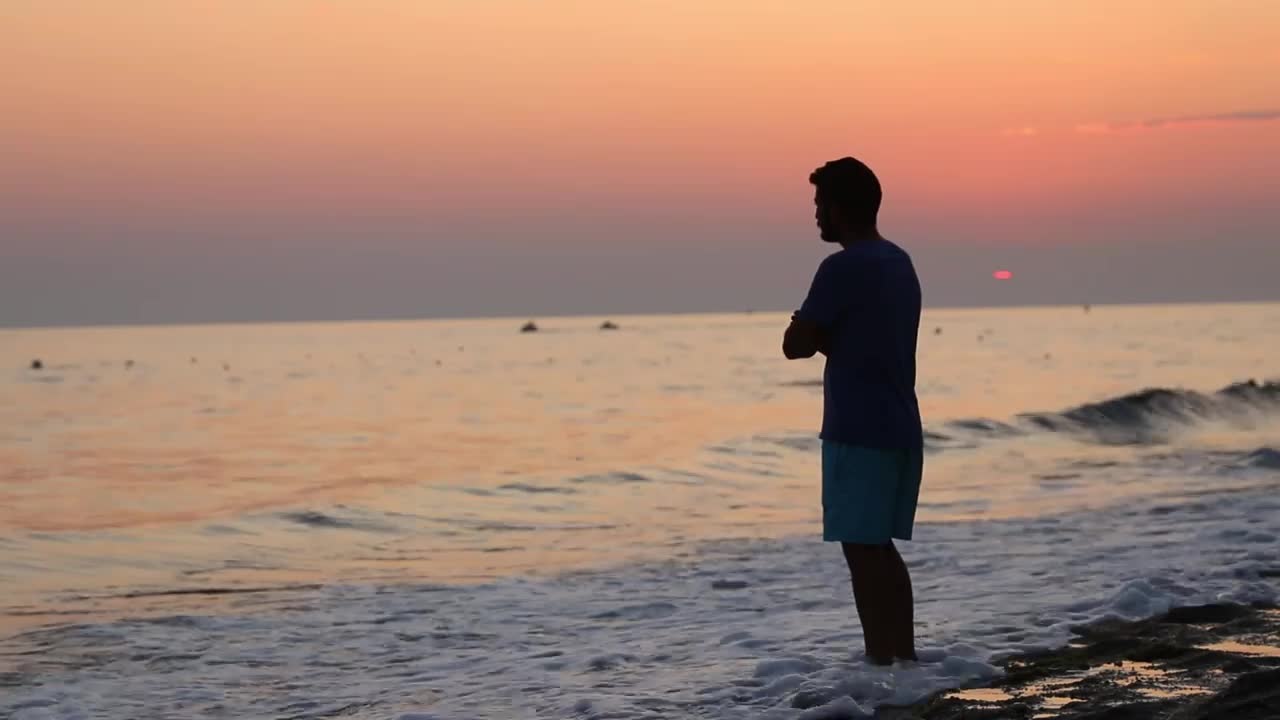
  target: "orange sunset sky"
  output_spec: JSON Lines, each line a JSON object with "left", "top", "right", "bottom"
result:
{"left": 2, "top": 1, "right": 1278, "bottom": 325}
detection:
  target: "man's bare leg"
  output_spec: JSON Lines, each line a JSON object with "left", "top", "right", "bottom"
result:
{"left": 883, "top": 541, "right": 918, "bottom": 661}
{"left": 841, "top": 542, "right": 894, "bottom": 665}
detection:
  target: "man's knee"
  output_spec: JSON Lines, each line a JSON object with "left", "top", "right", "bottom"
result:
{"left": 842, "top": 541, "right": 891, "bottom": 554}
{"left": 841, "top": 541, "right": 889, "bottom": 569}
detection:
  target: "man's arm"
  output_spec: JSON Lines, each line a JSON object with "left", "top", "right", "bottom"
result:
{"left": 786, "top": 254, "right": 843, "bottom": 359}
{"left": 783, "top": 314, "right": 829, "bottom": 359}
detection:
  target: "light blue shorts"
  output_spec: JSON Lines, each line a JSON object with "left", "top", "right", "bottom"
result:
{"left": 822, "top": 441, "right": 923, "bottom": 544}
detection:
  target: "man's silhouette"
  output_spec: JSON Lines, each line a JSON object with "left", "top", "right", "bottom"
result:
{"left": 783, "top": 157, "right": 923, "bottom": 666}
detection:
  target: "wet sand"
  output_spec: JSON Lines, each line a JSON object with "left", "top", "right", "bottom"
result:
{"left": 885, "top": 603, "right": 1280, "bottom": 719}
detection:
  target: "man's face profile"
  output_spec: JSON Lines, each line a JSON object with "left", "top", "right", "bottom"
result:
{"left": 815, "top": 193, "right": 837, "bottom": 243}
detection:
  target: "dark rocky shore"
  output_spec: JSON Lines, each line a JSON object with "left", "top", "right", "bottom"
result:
{"left": 882, "top": 603, "right": 1280, "bottom": 720}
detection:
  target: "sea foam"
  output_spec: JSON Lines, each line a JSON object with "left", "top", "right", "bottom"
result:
{"left": 4, "top": 481, "right": 1276, "bottom": 719}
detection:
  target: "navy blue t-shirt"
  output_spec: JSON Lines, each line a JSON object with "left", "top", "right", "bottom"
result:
{"left": 795, "top": 239, "right": 923, "bottom": 449}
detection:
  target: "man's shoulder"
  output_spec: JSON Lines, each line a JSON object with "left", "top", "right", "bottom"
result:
{"left": 815, "top": 247, "right": 854, "bottom": 274}
{"left": 828, "top": 239, "right": 913, "bottom": 266}
{"left": 814, "top": 249, "right": 870, "bottom": 287}
{"left": 882, "top": 238, "right": 913, "bottom": 257}
{"left": 869, "top": 238, "right": 913, "bottom": 262}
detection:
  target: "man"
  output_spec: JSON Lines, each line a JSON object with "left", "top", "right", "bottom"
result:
{"left": 783, "top": 156, "right": 923, "bottom": 666}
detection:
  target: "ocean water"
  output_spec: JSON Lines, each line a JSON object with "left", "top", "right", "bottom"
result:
{"left": 1, "top": 303, "right": 1278, "bottom": 719}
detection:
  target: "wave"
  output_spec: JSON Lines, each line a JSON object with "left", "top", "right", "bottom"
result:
{"left": 1239, "top": 447, "right": 1280, "bottom": 471}
{"left": 1019, "top": 380, "right": 1280, "bottom": 445}
{"left": 938, "top": 380, "right": 1280, "bottom": 447}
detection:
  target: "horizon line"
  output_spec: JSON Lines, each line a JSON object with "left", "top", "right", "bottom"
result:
{"left": 3, "top": 297, "right": 1278, "bottom": 332}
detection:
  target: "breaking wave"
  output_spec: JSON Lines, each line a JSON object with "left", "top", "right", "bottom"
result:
{"left": 935, "top": 380, "right": 1280, "bottom": 447}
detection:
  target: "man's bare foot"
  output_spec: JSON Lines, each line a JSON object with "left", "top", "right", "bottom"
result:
{"left": 865, "top": 652, "right": 895, "bottom": 667}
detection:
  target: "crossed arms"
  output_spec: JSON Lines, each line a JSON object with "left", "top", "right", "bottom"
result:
{"left": 783, "top": 314, "right": 830, "bottom": 360}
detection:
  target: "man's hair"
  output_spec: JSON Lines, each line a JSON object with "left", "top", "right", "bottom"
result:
{"left": 809, "top": 157, "right": 881, "bottom": 228}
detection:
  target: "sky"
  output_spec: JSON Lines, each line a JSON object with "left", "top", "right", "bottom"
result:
{"left": 2, "top": 1, "right": 1278, "bottom": 326}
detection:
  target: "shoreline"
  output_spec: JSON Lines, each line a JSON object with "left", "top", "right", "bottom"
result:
{"left": 884, "top": 602, "right": 1280, "bottom": 719}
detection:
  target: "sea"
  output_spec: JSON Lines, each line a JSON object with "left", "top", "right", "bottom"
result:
{"left": 2, "top": 303, "right": 1278, "bottom": 719}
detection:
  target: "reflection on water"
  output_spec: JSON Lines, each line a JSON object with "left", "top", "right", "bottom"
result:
{"left": 1201, "top": 640, "right": 1280, "bottom": 657}
{"left": 949, "top": 686, "right": 1011, "bottom": 702}
{"left": 2, "top": 303, "right": 1278, "bottom": 627}
{"left": 948, "top": 659, "right": 1214, "bottom": 716}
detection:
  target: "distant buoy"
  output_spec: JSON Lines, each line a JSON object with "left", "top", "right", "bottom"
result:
{"left": 934, "top": 327, "right": 942, "bottom": 335}
{"left": 600, "top": 320, "right": 619, "bottom": 331}
{"left": 30, "top": 359, "right": 43, "bottom": 370}
{"left": 520, "top": 321, "right": 539, "bottom": 333}
{"left": 124, "top": 359, "right": 135, "bottom": 369}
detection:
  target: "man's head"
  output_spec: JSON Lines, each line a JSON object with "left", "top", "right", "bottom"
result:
{"left": 810, "top": 157, "right": 881, "bottom": 243}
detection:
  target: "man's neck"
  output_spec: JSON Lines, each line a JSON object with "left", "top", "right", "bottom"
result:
{"left": 838, "top": 228, "right": 883, "bottom": 248}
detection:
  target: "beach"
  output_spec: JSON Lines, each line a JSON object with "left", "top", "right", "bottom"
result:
{"left": 890, "top": 603, "right": 1280, "bottom": 719}
{"left": 2, "top": 303, "right": 1278, "bottom": 719}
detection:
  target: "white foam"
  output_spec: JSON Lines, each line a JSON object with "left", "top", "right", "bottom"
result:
{"left": 2, "top": 485, "right": 1276, "bottom": 719}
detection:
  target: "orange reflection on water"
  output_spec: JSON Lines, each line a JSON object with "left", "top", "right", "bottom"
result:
{"left": 2, "top": 304, "right": 1278, "bottom": 625}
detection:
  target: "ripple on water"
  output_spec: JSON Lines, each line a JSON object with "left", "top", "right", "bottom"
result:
{"left": 277, "top": 510, "right": 397, "bottom": 533}
{"left": 497, "top": 482, "right": 579, "bottom": 495}
{"left": 568, "top": 471, "right": 652, "bottom": 485}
